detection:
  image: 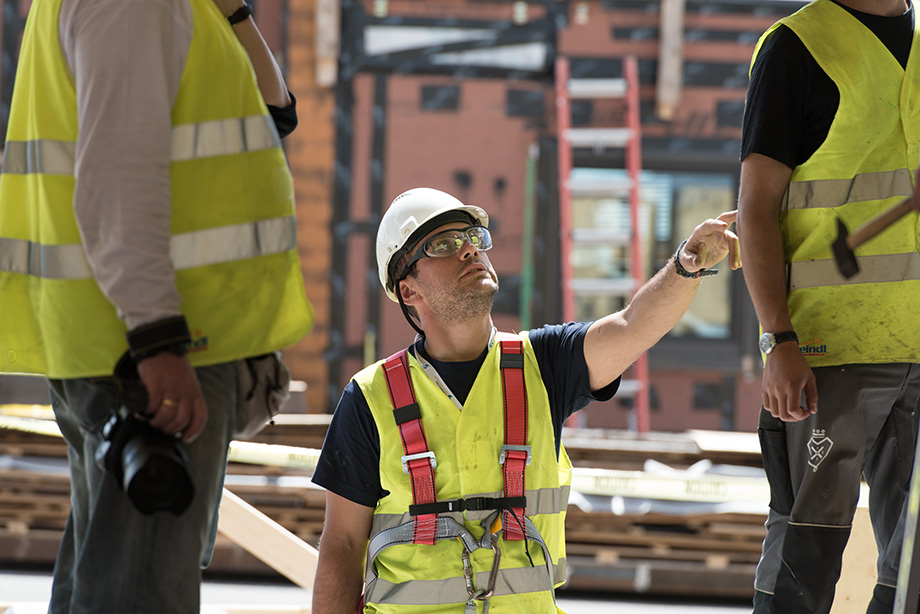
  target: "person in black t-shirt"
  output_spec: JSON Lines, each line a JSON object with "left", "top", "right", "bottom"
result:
{"left": 739, "top": 1, "right": 920, "bottom": 613}
{"left": 311, "top": 187, "right": 740, "bottom": 613}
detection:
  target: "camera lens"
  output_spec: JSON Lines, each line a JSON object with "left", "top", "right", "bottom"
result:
{"left": 122, "top": 432, "right": 194, "bottom": 515}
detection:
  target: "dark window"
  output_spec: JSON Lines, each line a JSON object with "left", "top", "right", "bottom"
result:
{"left": 571, "top": 100, "right": 594, "bottom": 127}
{"left": 421, "top": 85, "right": 460, "bottom": 112}
{"left": 506, "top": 89, "right": 544, "bottom": 119}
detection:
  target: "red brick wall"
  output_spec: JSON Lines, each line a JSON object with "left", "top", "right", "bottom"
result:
{"left": 275, "top": 0, "right": 800, "bottom": 421}
{"left": 279, "top": 0, "right": 335, "bottom": 413}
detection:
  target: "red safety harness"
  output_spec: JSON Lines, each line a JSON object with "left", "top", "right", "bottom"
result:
{"left": 381, "top": 337, "right": 530, "bottom": 545}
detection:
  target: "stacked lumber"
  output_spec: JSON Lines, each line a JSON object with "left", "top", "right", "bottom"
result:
{"left": 0, "top": 409, "right": 768, "bottom": 599}
{"left": 563, "top": 506, "right": 763, "bottom": 598}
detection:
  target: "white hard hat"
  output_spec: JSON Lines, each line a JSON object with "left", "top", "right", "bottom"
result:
{"left": 377, "top": 187, "right": 488, "bottom": 302}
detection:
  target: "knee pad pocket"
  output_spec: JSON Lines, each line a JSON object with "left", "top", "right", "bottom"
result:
{"left": 760, "top": 427, "right": 794, "bottom": 515}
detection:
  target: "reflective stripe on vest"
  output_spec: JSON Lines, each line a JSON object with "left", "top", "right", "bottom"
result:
{"left": 783, "top": 168, "right": 913, "bottom": 210}
{"left": 2, "top": 116, "right": 280, "bottom": 176}
{"left": 0, "top": 216, "right": 296, "bottom": 279}
{"left": 1, "top": 140, "right": 74, "bottom": 175}
{"left": 370, "top": 486, "right": 571, "bottom": 536}
{"left": 368, "top": 561, "right": 566, "bottom": 608}
{"left": 790, "top": 252, "right": 920, "bottom": 290}
{"left": 365, "top": 514, "right": 561, "bottom": 607}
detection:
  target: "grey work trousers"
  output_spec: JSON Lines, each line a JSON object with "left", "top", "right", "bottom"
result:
{"left": 753, "top": 363, "right": 920, "bottom": 614}
{"left": 47, "top": 362, "right": 237, "bottom": 614}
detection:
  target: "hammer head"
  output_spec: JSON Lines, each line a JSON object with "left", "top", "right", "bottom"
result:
{"left": 832, "top": 217, "right": 859, "bottom": 278}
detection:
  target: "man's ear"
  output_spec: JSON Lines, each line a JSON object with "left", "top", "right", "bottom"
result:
{"left": 398, "top": 277, "right": 420, "bottom": 305}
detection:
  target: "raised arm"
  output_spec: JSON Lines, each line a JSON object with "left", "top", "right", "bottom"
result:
{"left": 584, "top": 211, "right": 741, "bottom": 391}
{"left": 214, "top": 0, "right": 292, "bottom": 107}
{"left": 312, "top": 491, "right": 374, "bottom": 614}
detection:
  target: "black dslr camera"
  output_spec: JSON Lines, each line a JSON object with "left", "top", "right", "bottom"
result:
{"left": 95, "top": 354, "right": 195, "bottom": 515}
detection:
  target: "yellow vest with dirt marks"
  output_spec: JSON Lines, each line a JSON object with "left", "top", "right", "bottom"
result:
{"left": 355, "top": 332, "right": 570, "bottom": 614}
{"left": 751, "top": 0, "right": 920, "bottom": 366}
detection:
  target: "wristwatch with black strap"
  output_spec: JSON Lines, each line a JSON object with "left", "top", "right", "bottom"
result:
{"left": 227, "top": 2, "right": 253, "bottom": 25}
{"left": 672, "top": 239, "right": 718, "bottom": 279}
{"left": 759, "top": 330, "right": 798, "bottom": 355}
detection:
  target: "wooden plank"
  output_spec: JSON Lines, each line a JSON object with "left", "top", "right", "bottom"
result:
{"left": 315, "top": 0, "right": 340, "bottom": 87}
{"left": 896, "top": 428, "right": 920, "bottom": 614}
{"left": 217, "top": 488, "right": 319, "bottom": 590}
{"left": 656, "top": 0, "right": 686, "bottom": 120}
{"left": 832, "top": 506, "right": 877, "bottom": 614}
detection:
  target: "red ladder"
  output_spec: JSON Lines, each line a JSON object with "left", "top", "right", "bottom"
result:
{"left": 555, "top": 54, "right": 650, "bottom": 433}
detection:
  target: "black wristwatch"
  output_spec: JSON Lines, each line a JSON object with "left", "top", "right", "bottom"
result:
{"left": 759, "top": 330, "right": 798, "bottom": 355}
{"left": 227, "top": 2, "right": 253, "bottom": 25}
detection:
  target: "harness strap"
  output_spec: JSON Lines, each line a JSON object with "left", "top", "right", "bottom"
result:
{"left": 517, "top": 514, "right": 558, "bottom": 593}
{"left": 410, "top": 495, "right": 527, "bottom": 517}
{"left": 365, "top": 515, "right": 481, "bottom": 599}
{"left": 499, "top": 338, "right": 528, "bottom": 540}
{"left": 364, "top": 513, "right": 558, "bottom": 605}
{"left": 383, "top": 350, "right": 438, "bottom": 545}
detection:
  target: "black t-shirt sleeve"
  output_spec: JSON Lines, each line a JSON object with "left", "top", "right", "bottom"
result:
{"left": 741, "top": 25, "right": 838, "bottom": 169}
{"left": 529, "top": 322, "right": 620, "bottom": 454}
{"left": 267, "top": 91, "right": 298, "bottom": 140}
{"left": 311, "top": 380, "right": 385, "bottom": 507}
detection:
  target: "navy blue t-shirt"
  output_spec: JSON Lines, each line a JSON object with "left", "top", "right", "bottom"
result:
{"left": 312, "top": 322, "right": 619, "bottom": 508}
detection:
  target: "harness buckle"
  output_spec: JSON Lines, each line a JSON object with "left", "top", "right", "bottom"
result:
{"left": 499, "top": 444, "right": 531, "bottom": 466}
{"left": 401, "top": 451, "right": 437, "bottom": 474}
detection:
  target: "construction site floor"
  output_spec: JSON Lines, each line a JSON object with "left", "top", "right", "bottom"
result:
{"left": 0, "top": 569, "right": 751, "bottom": 614}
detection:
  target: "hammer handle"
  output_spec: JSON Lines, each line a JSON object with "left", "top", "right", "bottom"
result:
{"left": 846, "top": 197, "right": 916, "bottom": 249}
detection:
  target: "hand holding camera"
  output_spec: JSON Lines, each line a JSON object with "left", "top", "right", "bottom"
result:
{"left": 94, "top": 353, "right": 198, "bottom": 516}
{"left": 136, "top": 351, "right": 208, "bottom": 444}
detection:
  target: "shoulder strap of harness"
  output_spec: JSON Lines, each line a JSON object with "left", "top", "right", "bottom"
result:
{"left": 382, "top": 350, "right": 438, "bottom": 545}
{"left": 382, "top": 339, "right": 530, "bottom": 543}
{"left": 498, "top": 336, "right": 528, "bottom": 541}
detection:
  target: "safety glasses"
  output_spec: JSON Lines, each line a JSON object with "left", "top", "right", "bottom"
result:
{"left": 399, "top": 225, "right": 492, "bottom": 279}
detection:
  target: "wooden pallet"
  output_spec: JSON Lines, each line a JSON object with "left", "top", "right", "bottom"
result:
{"left": 0, "top": 418, "right": 766, "bottom": 598}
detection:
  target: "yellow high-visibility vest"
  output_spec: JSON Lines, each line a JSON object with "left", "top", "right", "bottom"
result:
{"left": 355, "top": 332, "right": 569, "bottom": 613}
{"left": 0, "top": 0, "right": 313, "bottom": 377}
{"left": 752, "top": 0, "right": 920, "bottom": 367}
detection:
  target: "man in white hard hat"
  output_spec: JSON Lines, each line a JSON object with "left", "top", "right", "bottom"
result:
{"left": 312, "top": 187, "right": 741, "bottom": 613}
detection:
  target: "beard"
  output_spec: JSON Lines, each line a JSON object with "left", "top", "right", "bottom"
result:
{"left": 419, "top": 273, "right": 499, "bottom": 324}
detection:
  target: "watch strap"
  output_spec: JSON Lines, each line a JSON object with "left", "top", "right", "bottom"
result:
{"left": 227, "top": 2, "right": 253, "bottom": 25}
{"left": 772, "top": 330, "right": 798, "bottom": 345}
{"left": 673, "top": 239, "right": 718, "bottom": 279}
{"left": 126, "top": 315, "right": 191, "bottom": 361}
